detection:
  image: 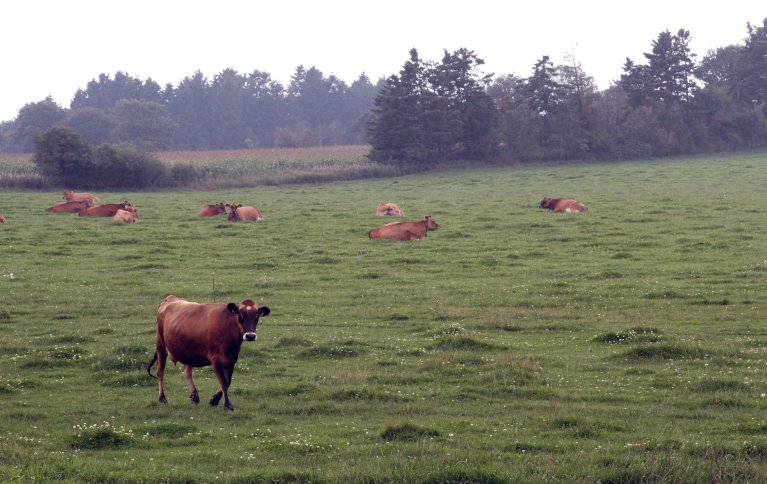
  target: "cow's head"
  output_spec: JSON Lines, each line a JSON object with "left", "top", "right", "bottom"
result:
{"left": 227, "top": 299, "right": 270, "bottom": 341}
{"left": 539, "top": 197, "right": 553, "bottom": 209}
{"left": 63, "top": 190, "right": 72, "bottom": 201}
{"left": 226, "top": 203, "right": 240, "bottom": 221}
{"left": 424, "top": 215, "right": 440, "bottom": 231}
{"left": 214, "top": 202, "right": 226, "bottom": 215}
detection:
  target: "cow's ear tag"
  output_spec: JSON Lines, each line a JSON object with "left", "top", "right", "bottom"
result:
{"left": 227, "top": 303, "right": 238, "bottom": 314}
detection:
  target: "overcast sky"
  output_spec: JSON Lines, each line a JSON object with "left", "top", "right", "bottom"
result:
{"left": 1, "top": 0, "right": 764, "bottom": 122}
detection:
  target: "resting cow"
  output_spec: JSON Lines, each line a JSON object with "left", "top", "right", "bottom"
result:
{"left": 198, "top": 202, "right": 227, "bottom": 217}
{"left": 539, "top": 197, "right": 588, "bottom": 213}
{"left": 227, "top": 203, "right": 263, "bottom": 221}
{"left": 375, "top": 202, "right": 405, "bottom": 217}
{"left": 113, "top": 209, "right": 140, "bottom": 223}
{"left": 368, "top": 215, "right": 440, "bottom": 241}
{"left": 63, "top": 190, "right": 100, "bottom": 204}
{"left": 0, "top": 214, "right": 5, "bottom": 223}
{"left": 79, "top": 201, "right": 136, "bottom": 217}
{"left": 45, "top": 200, "right": 93, "bottom": 213}
{"left": 147, "top": 295, "right": 271, "bottom": 411}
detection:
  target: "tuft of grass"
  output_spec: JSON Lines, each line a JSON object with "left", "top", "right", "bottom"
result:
{"left": 329, "top": 388, "right": 407, "bottom": 402}
{"left": 429, "top": 336, "right": 501, "bottom": 351}
{"left": 593, "top": 327, "right": 662, "bottom": 344}
{"left": 622, "top": 344, "right": 711, "bottom": 360}
{"left": 298, "top": 341, "right": 367, "bottom": 359}
{"left": 138, "top": 422, "right": 197, "bottom": 438}
{"left": 421, "top": 471, "right": 506, "bottom": 484}
{"left": 68, "top": 429, "right": 133, "bottom": 450}
{"left": 690, "top": 378, "right": 752, "bottom": 393}
{"left": 381, "top": 423, "right": 440, "bottom": 442}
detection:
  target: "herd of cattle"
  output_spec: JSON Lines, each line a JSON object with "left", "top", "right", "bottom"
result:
{"left": 43, "top": 190, "right": 140, "bottom": 222}
{"left": 1, "top": 189, "right": 586, "bottom": 410}
{"left": 142, "top": 196, "right": 586, "bottom": 410}
{"left": 1, "top": 193, "right": 588, "bottom": 228}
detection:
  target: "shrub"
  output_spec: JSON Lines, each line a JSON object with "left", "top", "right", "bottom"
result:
{"left": 32, "top": 126, "right": 96, "bottom": 186}
{"left": 91, "top": 143, "right": 169, "bottom": 188}
{"left": 32, "top": 126, "right": 172, "bottom": 189}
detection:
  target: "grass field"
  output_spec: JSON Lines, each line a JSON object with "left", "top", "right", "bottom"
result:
{"left": 1, "top": 151, "right": 766, "bottom": 482}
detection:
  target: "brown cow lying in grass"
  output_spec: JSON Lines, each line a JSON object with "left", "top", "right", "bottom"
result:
{"left": 376, "top": 202, "right": 405, "bottom": 217}
{"left": 147, "top": 295, "right": 271, "bottom": 412}
{"left": 45, "top": 200, "right": 93, "bottom": 213}
{"left": 113, "top": 209, "right": 140, "bottom": 223}
{"left": 539, "top": 197, "right": 588, "bottom": 213}
{"left": 63, "top": 190, "right": 100, "bottom": 204}
{"left": 0, "top": 214, "right": 5, "bottom": 223}
{"left": 368, "top": 215, "right": 440, "bottom": 241}
{"left": 79, "top": 201, "right": 136, "bottom": 217}
{"left": 226, "top": 203, "right": 263, "bottom": 221}
{"left": 198, "top": 202, "right": 226, "bottom": 217}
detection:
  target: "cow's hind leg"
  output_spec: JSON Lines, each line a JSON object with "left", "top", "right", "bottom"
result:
{"left": 156, "top": 346, "right": 168, "bottom": 404}
{"left": 182, "top": 365, "right": 199, "bottom": 404}
{"left": 210, "top": 361, "right": 234, "bottom": 411}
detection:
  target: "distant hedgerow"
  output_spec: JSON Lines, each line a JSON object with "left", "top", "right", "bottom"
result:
{"left": 33, "top": 126, "right": 173, "bottom": 189}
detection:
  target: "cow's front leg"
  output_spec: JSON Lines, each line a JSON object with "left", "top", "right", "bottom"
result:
{"left": 210, "top": 361, "right": 234, "bottom": 411}
{"left": 182, "top": 365, "right": 199, "bottom": 404}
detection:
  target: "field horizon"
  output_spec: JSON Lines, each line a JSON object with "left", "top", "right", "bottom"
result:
{"left": 1, "top": 150, "right": 766, "bottom": 482}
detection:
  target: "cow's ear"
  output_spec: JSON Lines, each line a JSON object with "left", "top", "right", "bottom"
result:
{"left": 227, "top": 303, "right": 238, "bottom": 314}
{"left": 258, "top": 306, "right": 270, "bottom": 317}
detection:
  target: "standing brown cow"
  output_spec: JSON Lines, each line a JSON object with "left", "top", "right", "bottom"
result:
{"left": 63, "top": 190, "right": 101, "bottom": 204}
{"left": 45, "top": 200, "right": 93, "bottom": 213}
{"left": 79, "top": 201, "right": 136, "bottom": 217}
{"left": 375, "top": 202, "right": 405, "bottom": 217}
{"left": 226, "top": 203, "right": 263, "bottom": 221}
{"left": 198, "top": 203, "right": 226, "bottom": 217}
{"left": 539, "top": 197, "right": 588, "bottom": 213}
{"left": 147, "top": 295, "right": 271, "bottom": 411}
{"left": 368, "top": 215, "right": 440, "bottom": 240}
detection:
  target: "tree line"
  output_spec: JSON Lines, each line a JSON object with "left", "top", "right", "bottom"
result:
{"left": 3, "top": 18, "right": 767, "bottom": 166}
{"left": 370, "top": 19, "right": 767, "bottom": 164}
{"left": 1, "top": 67, "right": 378, "bottom": 153}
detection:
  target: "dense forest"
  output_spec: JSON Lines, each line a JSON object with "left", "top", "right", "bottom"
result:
{"left": 1, "top": 18, "right": 766, "bottom": 165}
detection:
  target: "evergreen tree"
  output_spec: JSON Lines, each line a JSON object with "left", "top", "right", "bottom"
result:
{"left": 63, "top": 107, "right": 116, "bottom": 145}
{"left": 368, "top": 48, "right": 498, "bottom": 164}
{"left": 431, "top": 48, "right": 498, "bottom": 159}
{"left": 71, "top": 71, "right": 163, "bottom": 110}
{"left": 112, "top": 100, "right": 176, "bottom": 150}
{"left": 621, "top": 29, "right": 698, "bottom": 105}
{"left": 209, "top": 68, "right": 249, "bottom": 149}
{"left": 167, "top": 71, "right": 213, "bottom": 150}
{"left": 368, "top": 49, "right": 430, "bottom": 163}
{"left": 243, "top": 70, "right": 286, "bottom": 148}
{"left": 733, "top": 19, "right": 767, "bottom": 107}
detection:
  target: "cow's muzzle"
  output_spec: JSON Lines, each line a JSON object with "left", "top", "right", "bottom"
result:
{"left": 243, "top": 332, "right": 257, "bottom": 341}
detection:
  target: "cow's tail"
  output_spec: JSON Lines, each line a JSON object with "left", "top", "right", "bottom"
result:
{"left": 146, "top": 352, "right": 158, "bottom": 379}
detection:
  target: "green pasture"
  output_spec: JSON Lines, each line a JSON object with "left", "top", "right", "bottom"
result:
{"left": 1, "top": 152, "right": 766, "bottom": 482}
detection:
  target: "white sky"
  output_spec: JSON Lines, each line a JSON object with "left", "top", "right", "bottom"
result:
{"left": 1, "top": 0, "right": 764, "bottom": 122}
